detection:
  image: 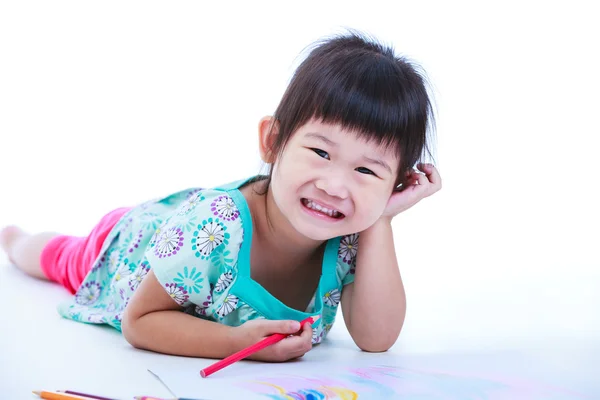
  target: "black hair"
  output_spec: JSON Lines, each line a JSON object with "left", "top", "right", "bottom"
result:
{"left": 255, "top": 29, "right": 437, "bottom": 193}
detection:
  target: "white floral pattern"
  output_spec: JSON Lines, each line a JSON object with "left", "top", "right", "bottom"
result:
{"left": 211, "top": 195, "right": 239, "bottom": 221}
{"left": 87, "top": 313, "right": 105, "bottom": 323}
{"left": 75, "top": 282, "right": 102, "bottom": 305}
{"left": 215, "top": 271, "right": 234, "bottom": 293}
{"left": 192, "top": 220, "right": 226, "bottom": 257}
{"left": 150, "top": 221, "right": 169, "bottom": 247}
{"left": 216, "top": 294, "right": 238, "bottom": 317}
{"left": 165, "top": 283, "right": 189, "bottom": 305}
{"left": 339, "top": 233, "right": 358, "bottom": 264}
{"left": 107, "top": 250, "right": 120, "bottom": 274}
{"left": 323, "top": 289, "right": 341, "bottom": 307}
{"left": 114, "top": 263, "right": 132, "bottom": 282}
{"left": 55, "top": 182, "right": 351, "bottom": 346}
{"left": 129, "top": 264, "right": 149, "bottom": 291}
{"left": 195, "top": 304, "right": 207, "bottom": 316}
{"left": 178, "top": 192, "right": 204, "bottom": 216}
{"left": 312, "top": 325, "right": 324, "bottom": 344}
{"left": 155, "top": 226, "right": 184, "bottom": 258}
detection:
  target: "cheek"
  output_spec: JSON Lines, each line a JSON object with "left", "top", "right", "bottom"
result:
{"left": 356, "top": 188, "right": 389, "bottom": 219}
{"left": 271, "top": 162, "right": 300, "bottom": 205}
{"left": 284, "top": 153, "right": 315, "bottom": 178}
{"left": 272, "top": 150, "right": 311, "bottom": 190}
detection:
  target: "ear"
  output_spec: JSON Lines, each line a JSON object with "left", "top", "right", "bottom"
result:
{"left": 258, "top": 116, "right": 280, "bottom": 164}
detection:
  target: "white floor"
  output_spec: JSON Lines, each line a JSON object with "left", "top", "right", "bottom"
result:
{"left": 1, "top": 249, "right": 599, "bottom": 399}
{"left": 1, "top": 1, "right": 600, "bottom": 398}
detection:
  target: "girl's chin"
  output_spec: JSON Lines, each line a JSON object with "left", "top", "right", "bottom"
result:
{"left": 291, "top": 221, "right": 360, "bottom": 242}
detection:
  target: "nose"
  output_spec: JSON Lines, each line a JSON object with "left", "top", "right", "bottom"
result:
{"left": 314, "top": 171, "right": 349, "bottom": 199}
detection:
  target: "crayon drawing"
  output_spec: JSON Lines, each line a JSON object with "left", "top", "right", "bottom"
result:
{"left": 236, "top": 365, "right": 590, "bottom": 400}
{"left": 149, "top": 352, "right": 598, "bottom": 400}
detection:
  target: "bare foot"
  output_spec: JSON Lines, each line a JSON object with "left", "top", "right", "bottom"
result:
{"left": 1, "top": 225, "right": 57, "bottom": 279}
{"left": 0, "top": 225, "right": 26, "bottom": 262}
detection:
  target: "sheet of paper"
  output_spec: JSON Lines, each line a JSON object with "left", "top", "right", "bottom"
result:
{"left": 149, "top": 347, "right": 598, "bottom": 399}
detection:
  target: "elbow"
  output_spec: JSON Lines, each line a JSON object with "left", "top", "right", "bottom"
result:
{"left": 121, "top": 309, "right": 144, "bottom": 350}
{"left": 352, "top": 322, "right": 404, "bottom": 353}
{"left": 359, "top": 345, "right": 391, "bottom": 353}
{"left": 356, "top": 336, "right": 398, "bottom": 353}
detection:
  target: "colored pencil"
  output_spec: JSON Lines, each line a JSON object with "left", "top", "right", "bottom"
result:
{"left": 200, "top": 315, "right": 320, "bottom": 378}
{"left": 134, "top": 397, "right": 205, "bottom": 400}
{"left": 134, "top": 397, "right": 166, "bottom": 400}
{"left": 133, "top": 397, "right": 166, "bottom": 400}
{"left": 57, "top": 390, "right": 116, "bottom": 400}
{"left": 32, "top": 390, "right": 95, "bottom": 400}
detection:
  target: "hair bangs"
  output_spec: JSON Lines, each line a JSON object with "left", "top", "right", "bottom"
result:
{"left": 262, "top": 30, "right": 436, "bottom": 191}
{"left": 311, "top": 53, "right": 424, "bottom": 158}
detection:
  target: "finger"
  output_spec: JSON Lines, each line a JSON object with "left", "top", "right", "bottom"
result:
{"left": 415, "top": 172, "right": 429, "bottom": 186}
{"left": 412, "top": 167, "right": 437, "bottom": 190}
{"left": 275, "top": 335, "right": 311, "bottom": 359}
{"left": 414, "top": 172, "right": 440, "bottom": 198}
{"left": 289, "top": 337, "right": 312, "bottom": 359}
{"left": 417, "top": 162, "right": 433, "bottom": 173}
{"left": 403, "top": 175, "right": 430, "bottom": 199}
{"left": 263, "top": 320, "right": 301, "bottom": 335}
{"left": 403, "top": 171, "right": 420, "bottom": 186}
{"left": 405, "top": 171, "right": 427, "bottom": 186}
{"left": 285, "top": 324, "right": 313, "bottom": 351}
{"left": 301, "top": 323, "right": 313, "bottom": 341}
{"left": 418, "top": 163, "right": 442, "bottom": 187}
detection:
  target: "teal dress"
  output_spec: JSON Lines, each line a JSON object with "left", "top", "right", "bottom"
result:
{"left": 57, "top": 176, "right": 359, "bottom": 344}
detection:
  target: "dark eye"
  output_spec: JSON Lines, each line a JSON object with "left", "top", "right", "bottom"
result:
{"left": 356, "top": 167, "right": 376, "bottom": 176}
{"left": 312, "top": 148, "right": 330, "bottom": 160}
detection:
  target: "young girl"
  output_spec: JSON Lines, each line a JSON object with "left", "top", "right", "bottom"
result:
{"left": 0, "top": 31, "right": 441, "bottom": 362}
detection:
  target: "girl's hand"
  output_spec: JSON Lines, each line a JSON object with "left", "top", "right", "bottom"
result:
{"left": 382, "top": 163, "right": 442, "bottom": 219}
{"left": 230, "top": 319, "right": 313, "bottom": 362}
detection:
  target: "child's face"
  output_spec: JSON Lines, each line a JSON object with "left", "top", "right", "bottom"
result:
{"left": 271, "top": 118, "right": 399, "bottom": 240}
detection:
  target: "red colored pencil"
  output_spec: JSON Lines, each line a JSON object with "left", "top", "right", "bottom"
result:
{"left": 200, "top": 315, "right": 320, "bottom": 378}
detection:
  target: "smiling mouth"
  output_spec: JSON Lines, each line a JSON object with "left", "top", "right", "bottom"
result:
{"left": 301, "top": 198, "right": 345, "bottom": 219}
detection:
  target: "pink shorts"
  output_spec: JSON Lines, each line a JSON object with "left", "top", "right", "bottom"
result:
{"left": 40, "top": 207, "right": 132, "bottom": 294}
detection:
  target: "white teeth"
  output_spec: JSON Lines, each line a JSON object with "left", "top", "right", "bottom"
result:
{"left": 304, "top": 199, "right": 341, "bottom": 217}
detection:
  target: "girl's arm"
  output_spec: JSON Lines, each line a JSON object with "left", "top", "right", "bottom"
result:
{"left": 341, "top": 164, "right": 440, "bottom": 351}
{"left": 122, "top": 270, "right": 313, "bottom": 360}
{"left": 340, "top": 218, "right": 406, "bottom": 352}
{"left": 122, "top": 270, "right": 238, "bottom": 358}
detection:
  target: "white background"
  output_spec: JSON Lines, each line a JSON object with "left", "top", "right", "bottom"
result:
{"left": 1, "top": 0, "right": 599, "bottom": 355}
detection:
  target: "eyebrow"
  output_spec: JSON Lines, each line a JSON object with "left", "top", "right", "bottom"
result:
{"left": 305, "top": 132, "right": 393, "bottom": 174}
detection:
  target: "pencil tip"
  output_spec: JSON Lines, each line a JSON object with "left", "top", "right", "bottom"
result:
{"left": 312, "top": 315, "right": 321, "bottom": 322}
{"left": 32, "top": 391, "right": 40, "bottom": 395}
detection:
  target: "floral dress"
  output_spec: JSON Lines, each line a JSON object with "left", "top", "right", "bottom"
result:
{"left": 57, "top": 176, "right": 358, "bottom": 344}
